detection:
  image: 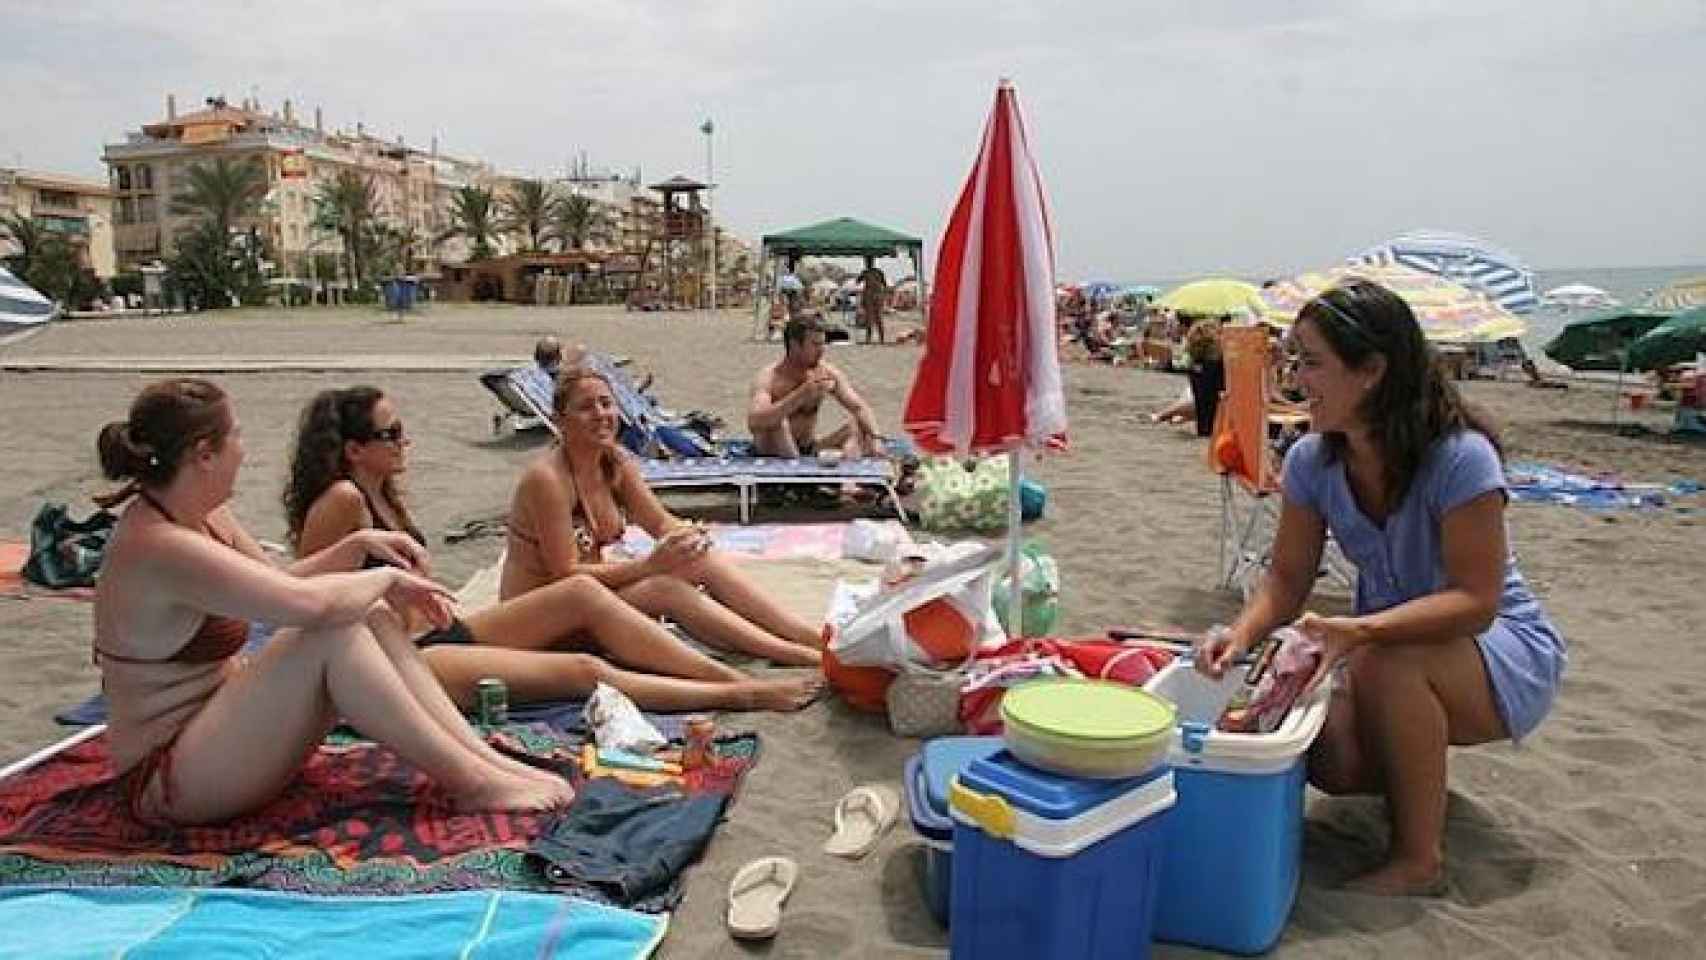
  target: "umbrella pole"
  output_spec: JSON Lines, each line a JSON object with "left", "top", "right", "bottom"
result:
{"left": 1007, "top": 450, "right": 1025, "bottom": 639}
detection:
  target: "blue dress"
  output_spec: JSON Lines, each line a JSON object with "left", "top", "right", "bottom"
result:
{"left": 1281, "top": 430, "right": 1566, "bottom": 741}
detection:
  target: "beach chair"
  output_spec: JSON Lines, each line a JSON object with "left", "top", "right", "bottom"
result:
{"left": 1209, "top": 326, "right": 1353, "bottom": 594}
{"left": 480, "top": 356, "right": 716, "bottom": 457}
{"left": 479, "top": 364, "right": 557, "bottom": 435}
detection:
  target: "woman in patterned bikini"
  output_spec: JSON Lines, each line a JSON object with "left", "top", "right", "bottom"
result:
{"left": 503, "top": 367, "right": 826, "bottom": 667}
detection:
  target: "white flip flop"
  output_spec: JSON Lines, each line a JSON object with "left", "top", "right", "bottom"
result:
{"left": 823, "top": 784, "right": 900, "bottom": 859}
{"left": 726, "top": 855, "right": 798, "bottom": 940}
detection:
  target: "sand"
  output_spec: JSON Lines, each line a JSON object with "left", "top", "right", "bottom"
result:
{"left": 3, "top": 304, "right": 1705, "bottom": 958}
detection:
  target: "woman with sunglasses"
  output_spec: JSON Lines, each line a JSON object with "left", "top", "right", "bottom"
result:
{"left": 1195, "top": 280, "right": 1565, "bottom": 895}
{"left": 286, "top": 386, "right": 819, "bottom": 713}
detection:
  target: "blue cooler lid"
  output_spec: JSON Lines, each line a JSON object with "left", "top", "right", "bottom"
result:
{"left": 922, "top": 736, "right": 1005, "bottom": 814}
{"left": 956, "top": 749, "right": 1164, "bottom": 821}
{"left": 907, "top": 736, "right": 1004, "bottom": 841}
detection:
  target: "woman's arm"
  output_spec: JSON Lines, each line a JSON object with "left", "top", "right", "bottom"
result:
{"left": 149, "top": 522, "right": 410, "bottom": 628}
{"left": 1207, "top": 499, "right": 1326, "bottom": 672}
{"left": 294, "top": 481, "right": 368, "bottom": 565}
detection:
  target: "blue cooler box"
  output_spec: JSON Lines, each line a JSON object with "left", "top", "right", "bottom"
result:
{"left": 903, "top": 736, "right": 1005, "bottom": 926}
{"left": 949, "top": 750, "right": 1174, "bottom": 960}
{"left": 1143, "top": 660, "right": 1331, "bottom": 955}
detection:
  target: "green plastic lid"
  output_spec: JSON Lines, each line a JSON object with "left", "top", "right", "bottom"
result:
{"left": 1000, "top": 679, "right": 1176, "bottom": 744}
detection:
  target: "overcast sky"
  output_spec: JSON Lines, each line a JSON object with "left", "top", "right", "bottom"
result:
{"left": 4, "top": 0, "right": 1702, "bottom": 278}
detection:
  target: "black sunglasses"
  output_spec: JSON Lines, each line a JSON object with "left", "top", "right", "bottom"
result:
{"left": 359, "top": 422, "right": 407, "bottom": 443}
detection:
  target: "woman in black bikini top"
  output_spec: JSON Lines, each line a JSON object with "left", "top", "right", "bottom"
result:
{"left": 285, "top": 383, "right": 824, "bottom": 715}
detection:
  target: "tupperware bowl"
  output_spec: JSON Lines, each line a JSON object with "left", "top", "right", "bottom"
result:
{"left": 1000, "top": 679, "right": 1176, "bottom": 779}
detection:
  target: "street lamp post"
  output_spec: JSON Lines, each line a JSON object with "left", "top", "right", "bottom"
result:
{"left": 701, "top": 117, "right": 715, "bottom": 315}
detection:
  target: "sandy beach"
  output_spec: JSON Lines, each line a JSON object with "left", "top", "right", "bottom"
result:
{"left": 3, "top": 304, "right": 1705, "bottom": 958}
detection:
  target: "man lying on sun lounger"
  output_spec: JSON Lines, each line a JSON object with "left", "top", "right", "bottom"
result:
{"left": 748, "top": 317, "right": 884, "bottom": 461}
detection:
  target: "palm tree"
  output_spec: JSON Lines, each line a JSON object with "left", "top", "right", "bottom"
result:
{"left": 500, "top": 179, "right": 556, "bottom": 252}
{"left": 547, "top": 193, "right": 608, "bottom": 251}
{"left": 170, "top": 156, "right": 266, "bottom": 238}
{"left": 311, "top": 170, "right": 380, "bottom": 288}
{"left": 0, "top": 212, "right": 47, "bottom": 277}
{"left": 441, "top": 185, "right": 498, "bottom": 261}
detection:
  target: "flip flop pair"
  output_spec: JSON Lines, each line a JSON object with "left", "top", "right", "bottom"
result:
{"left": 724, "top": 784, "right": 899, "bottom": 940}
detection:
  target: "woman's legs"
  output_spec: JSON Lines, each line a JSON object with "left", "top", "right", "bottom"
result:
{"left": 462, "top": 574, "right": 746, "bottom": 682}
{"left": 1310, "top": 637, "right": 1508, "bottom": 895}
{"left": 151, "top": 622, "right": 574, "bottom": 825}
{"left": 363, "top": 606, "right": 564, "bottom": 790}
{"left": 619, "top": 570, "right": 821, "bottom": 667}
{"left": 423, "top": 645, "right": 823, "bottom": 713}
{"left": 681, "top": 552, "right": 823, "bottom": 649}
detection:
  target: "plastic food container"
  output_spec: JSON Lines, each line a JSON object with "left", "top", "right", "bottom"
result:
{"left": 999, "top": 679, "right": 1175, "bottom": 779}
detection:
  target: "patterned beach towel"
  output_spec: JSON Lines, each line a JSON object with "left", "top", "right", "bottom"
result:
{"left": 0, "top": 726, "right": 758, "bottom": 912}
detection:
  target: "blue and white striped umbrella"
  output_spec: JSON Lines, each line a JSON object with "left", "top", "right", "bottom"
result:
{"left": 1351, "top": 230, "right": 1539, "bottom": 315}
{"left": 0, "top": 266, "right": 58, "bottom": 336}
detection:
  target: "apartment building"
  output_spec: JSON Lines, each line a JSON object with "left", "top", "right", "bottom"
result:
{"left": 102, "top": 94, "right": 499, "bottom": 277}
{"left": 0, "top": 167, "right": 117, "bottom": 278}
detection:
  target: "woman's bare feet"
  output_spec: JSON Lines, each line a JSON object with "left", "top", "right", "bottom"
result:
{"left": 453, "top": 771, "right": 576, "bottom": 813}
{"left": 733, "top": 672, "right": 826, "bottom": 712}
{"left": 1343, "top": 858, "right": 1446, "bottom": 897}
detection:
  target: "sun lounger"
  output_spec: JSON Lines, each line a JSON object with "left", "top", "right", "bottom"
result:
{"left": 480, "top": 357, "right": 716, "bottom": 457}
{"left": 479, "top": 364, "right": 557, "bottom": 435}
{"left": 638, "top": 456, "right": 907, "bottom": 524}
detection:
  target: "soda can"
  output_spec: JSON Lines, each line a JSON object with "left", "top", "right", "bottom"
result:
{"left": 476, "top": 677, "right": 509, "bottom": 726}
{"left": 682, "top": 715, "right": 716, "bottom": 769}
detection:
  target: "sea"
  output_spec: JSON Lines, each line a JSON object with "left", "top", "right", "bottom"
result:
{"left": 1122, "top": 264, "right": 1706, "bottom": 353}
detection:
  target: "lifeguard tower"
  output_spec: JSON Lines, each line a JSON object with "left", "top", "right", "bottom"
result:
{"left": 647, "top": 175, "right": 707, "bottom": 308}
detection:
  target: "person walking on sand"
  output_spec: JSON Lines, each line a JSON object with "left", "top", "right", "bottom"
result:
{"left": 286, "top": 385, "right": 821, "bottom": 713}
{"left": 91, "top": 378, "right": 575, "bottom": 827}
{"left": 1195, "top": 279, "right": 1565, "bottom": 896}
{"left": 858, "top": 257, "right": 889, "bottom": 344}
{"left": 748, "top": 318, "right": 883, "bottom": 461}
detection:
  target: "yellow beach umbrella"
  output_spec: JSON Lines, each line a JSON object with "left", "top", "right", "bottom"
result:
{"left": 1258, "top": 263, "right": 1524, "bottom": 343}
{"left": 1158, "top": 278, "right": 1266, "bottom": 318}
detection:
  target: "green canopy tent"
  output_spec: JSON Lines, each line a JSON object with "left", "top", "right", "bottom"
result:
{"left": 753, "top": 217, "right": 926, "bottom": 339}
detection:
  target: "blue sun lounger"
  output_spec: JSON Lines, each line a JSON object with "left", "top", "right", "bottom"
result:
{"left": 636, "top": 455, "right": 906, "bottom": 524}
{"left": 479, "top": 359, "right": 908, "bottom": 522}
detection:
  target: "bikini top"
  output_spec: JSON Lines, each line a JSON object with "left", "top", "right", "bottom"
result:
{"left": 92, "top": 492, "right": 250, "bottom": 666}
{"left": 508, "top": 458, "right": 626, "bottom": 561}
{"left": 356, "top": 481, "right": 425, "bottom": 570}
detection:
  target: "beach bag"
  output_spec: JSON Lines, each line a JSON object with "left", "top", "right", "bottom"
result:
{"left": 917, "top": 457, "right": 1009, "bottom": 533}
{"left": 828, "top": 542, "right": 1007, "bottom": 671}
{"left": 886, "top": 652, "right": 976, "bottom": 738}
{"left": 991, "top": 542, "right": 1062, "bottom": 638}
{"left": 23, "top": 502, "right": 116, "bottom": 590}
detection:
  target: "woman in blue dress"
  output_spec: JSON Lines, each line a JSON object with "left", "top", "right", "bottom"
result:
{"left": 1197, "top": 279, "right": 1566, "bottom": 895}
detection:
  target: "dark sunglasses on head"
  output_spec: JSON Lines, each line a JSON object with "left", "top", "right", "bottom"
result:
{"left": 360, "top": 422, "right": 407, "bottom": 443}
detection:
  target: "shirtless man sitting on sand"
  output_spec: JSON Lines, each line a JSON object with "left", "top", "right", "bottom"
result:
{"left": 748, "top": 318, "right": 883, "bottom": 461}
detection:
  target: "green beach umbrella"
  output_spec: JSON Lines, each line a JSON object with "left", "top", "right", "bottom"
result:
{"left": 1542, "top": 308, "right": 1672, "bottom": 372}
{"left": 1626, "top": 306, "right": 1706, "bottom": 372}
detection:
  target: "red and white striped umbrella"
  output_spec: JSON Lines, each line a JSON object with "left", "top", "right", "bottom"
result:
{"left": 903, "top": 80, "right": 1064, "bottom": 638}
{"left": 904, "top": 80, "right": 1067, "bottom": 456}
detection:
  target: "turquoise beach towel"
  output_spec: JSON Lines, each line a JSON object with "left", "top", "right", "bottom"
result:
{"left": 0, "top": 886, "right": 666, "bottom": 960}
